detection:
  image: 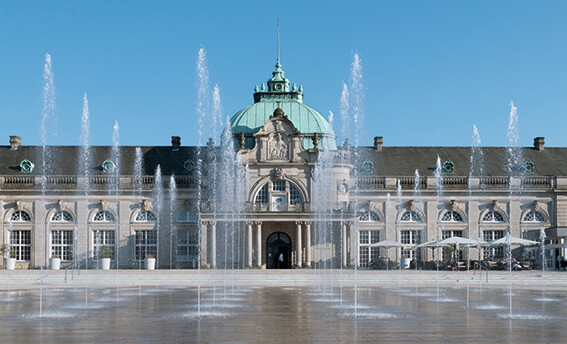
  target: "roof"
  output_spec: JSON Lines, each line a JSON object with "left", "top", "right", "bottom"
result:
{"left": 1, "top": 145, "right": 567, "bottom": 177}
{"left": 0, "top": 145, "right": 199, "bottom": 176}
{"left": 357, "top": 146, "right": 567, "bottom": 177}
{"left": 230, "top": 61, "right": 336, "bottom": 150}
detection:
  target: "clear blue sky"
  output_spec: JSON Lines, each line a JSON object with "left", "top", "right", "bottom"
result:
{"left": 1, "top": 0, "right": 566, "bottom": 148}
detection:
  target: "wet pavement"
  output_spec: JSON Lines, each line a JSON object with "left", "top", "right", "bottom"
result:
{"left": 0, "top": 279, "right": 566, "bottom": 343}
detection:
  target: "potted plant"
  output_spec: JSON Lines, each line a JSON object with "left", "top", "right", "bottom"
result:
{"left": 0, "top": 244, "right": 16, "bottom": 270}
{"left": 145, "top": 254, "right": 156, "bottom": 270}
{"left": 99, "top": 245, "right": 113, "bottom": 270}
{"left": 50, "top": 253, "right": 61, "bottom": 270}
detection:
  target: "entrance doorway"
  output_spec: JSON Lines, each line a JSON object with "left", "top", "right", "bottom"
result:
{"left": 266, "top": 232, "right": 291, "bottom": 269}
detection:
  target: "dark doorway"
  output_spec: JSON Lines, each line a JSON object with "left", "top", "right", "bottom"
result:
{"left": 266, "top": 232, "right": 292, "bottom": 269}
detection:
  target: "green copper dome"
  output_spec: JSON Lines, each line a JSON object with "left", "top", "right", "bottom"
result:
{"left": 230, "top": 61, "right": 337, "bottom": 150}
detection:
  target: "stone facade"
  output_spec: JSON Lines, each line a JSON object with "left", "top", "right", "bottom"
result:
{"left": 1, "top": 64, "right": 566, "bottom": 271}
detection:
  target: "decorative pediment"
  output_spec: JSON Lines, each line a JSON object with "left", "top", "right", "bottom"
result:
{"left": 236, "top": 106, "right": 320, "bottom": 164}
{"left": 255, "top": 108, "right": 301, "bottom": 137}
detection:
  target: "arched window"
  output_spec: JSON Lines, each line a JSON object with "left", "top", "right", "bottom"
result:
{"left": 400, "top": 211, "right": 422, "bottom": 222}
{"left": 289, "top": 184, "right": 303, "bottom": 204}
{"left": 93, "top": 211, "right": 115, "bottom": 222}
{"left": 10, "top": 210, "right": 31, "bottom": 222}
{"left": 255, "top": 184, "right": 269, "bottom": 206}
{"left": 51, "top": 211, "right": 73, "bottom": 223}
{"left": 482, "top": 211, "right": 505, "bottom": 223}
{"left": 9, "top": 210, "right": 32, "bottom": 262}
{"left": 254, "top": 180, "right": 305, "bottom": 212}
{"left": 523, "top": 211, "right": 546, "bottom": 223}
{"left": 359, "top": 211, "right": 380, "bottom": 222}
{"left": 441, "top": 211, "right": 463, "bottom": 222}
{"left": 135, "top": 211, "right": 157, "bottom": 222}
{"left": 177, "top": 211, "right": 198, "bottom": 223}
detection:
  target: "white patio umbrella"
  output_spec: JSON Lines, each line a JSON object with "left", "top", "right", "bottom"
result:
{"left": 437, "top": 236, "right": 488, "bottom": 247}
{"left": 489, "top": 237, "right": 538, "bottom": 246}
{"left": 368, "top": 240, "right": 406, "bottom": 248}
{"left": 417, "top": 240, "right": 443, "bottom": 248}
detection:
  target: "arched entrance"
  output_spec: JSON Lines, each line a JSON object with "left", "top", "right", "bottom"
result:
{"left": 266, "top": 232, "right": 292, "bottom": 269}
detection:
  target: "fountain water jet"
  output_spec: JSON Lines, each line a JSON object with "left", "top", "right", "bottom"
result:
{"left": 469, "top": 124, "right": 485, "bottom": 302}
{"left": 79, "top": 93, "right": 91, "bottom": 308}
{"left": 169, "top": 175, "right": 177, "bottom": 269}
{"left": 505, "top": 101, "right": 524, "bottom": 318}
{"left": 111, "top": 121, "right": 121, "bottom": 269}
{"left": 39, "top": 52, "right": 56, "bottom": 318}
{"left": 195, "top": 47, "right": 213, "bottom": 317}
{"left": 153, "top": 165, "right": 163, "bottom": 269}
{"left": 434, "top": 156, "right": 443, "bottom": 300}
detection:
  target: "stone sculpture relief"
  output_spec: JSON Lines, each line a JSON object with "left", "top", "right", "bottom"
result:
{"left": 268, "top": 132, "right": 288, "bottom": 160}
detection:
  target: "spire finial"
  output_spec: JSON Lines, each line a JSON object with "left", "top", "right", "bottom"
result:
{"left": 277, "top": 18, "right": 280, "bottom": 65}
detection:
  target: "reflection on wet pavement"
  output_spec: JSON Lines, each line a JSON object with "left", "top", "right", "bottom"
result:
{"left": 1, "top": 285, "right": 566, "bottom": 343}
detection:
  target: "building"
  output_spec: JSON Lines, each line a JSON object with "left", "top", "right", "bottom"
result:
{"left": 1, "top": 60, "right": 566, "bottom": 270}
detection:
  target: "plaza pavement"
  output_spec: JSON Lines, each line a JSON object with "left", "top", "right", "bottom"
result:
{"left": 1, "top": 269, "right": 566, "bottom": 290}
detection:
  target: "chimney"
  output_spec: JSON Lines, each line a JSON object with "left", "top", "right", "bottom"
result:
{"left": 533, "top": 137, "right": 545, "bottom": 151}
{"left": 373, "top": 136, "right": 383, "bottom": 151}
{"left": 171, "top": 136, "right": 181, "bottom": 151}
{"left": 10, "top": 136, "right": 21, "bottom": 150}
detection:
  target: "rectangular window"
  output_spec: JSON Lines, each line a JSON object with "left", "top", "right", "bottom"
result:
{"left": 483, "top": 230, "right": 505, "bottom": 259}
{"left": 359, "top": 246, "right": 381, "bottom": 268}
{"left": 359, "top": 231, "right": 369, "bottom": 244}
{"left": 135, "top": 230, "right": 157, "bottom": 261}
{"left": 442, "top": 230, "right": 464, "bottom": 260}
{"left": 442, "top": 230, "right": 463, "bottom": 239}
{"left": 359, "top": 230, "right": 379, "bottom": 245}
{"left": 9, "top": 230, "right": 31, "bottom": 261}
{"left": 93, "top": 230, "right": 116, "bottom": 260}
{"left": 177, "top": 230, "right": 199, "bottom": 261}
{"left": 401, "top": 230, "right": 421, "bottom": 260}
{"left": 358, "top": 230, "right": 380, "bottom": 267}
{"left": 370, "top": 230, "right": 380, "bottom": 244}
{"left": 359, "top": 246, "right": 369, "bottom": 267}
{"left": 51, "top": 230, "right": 73, "bottom": 261}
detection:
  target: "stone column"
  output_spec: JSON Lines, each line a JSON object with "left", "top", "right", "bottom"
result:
{"left": 468, "top": 200, "right": 481, "bottom": 260}
{"left": 118, "top": 200, "right": 130, "bottom": 269}
{"left": 32, "top": 200, "right": 45, "bottom": 269}
{"left": 342, "top": 221, "right": 348, "bottom": 268}
{"left": 296, "top": 221, "right": 302, "bottom": 268}
{"left": 76, "top": 200, "right": 88, "bottom": 269}
{"left": 200, "top": 221, "right": 208, "bottom": 267}
{"left": 305, "top": 221, "right": 311, "bottom": 268}
{"left": 425, "top": 200, "right": 438, "bottom": 261}
{"left": 247, "top": 221, "right": 253, "bottom": 268}
{"left": 256, "top": 221, "right": 262, "bottom": 268}
{"left": 210, "top": 221, "right": 216, "bottom": 268}
{"left": 350, "top": 221, "right": 357, "bottom": 267}
{"left": 509, "top": 199, "right": 521, "bottom": 237}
